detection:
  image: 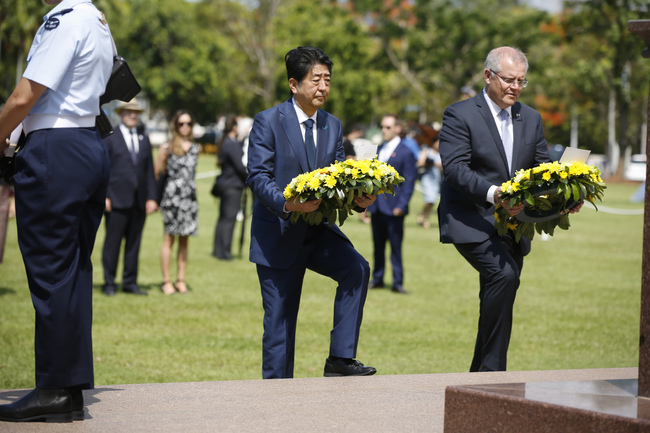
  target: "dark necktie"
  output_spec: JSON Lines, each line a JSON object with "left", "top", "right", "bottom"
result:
{"left": 499, "top": 110, "right": 513, "bottom": 172}
{"left": 303, "top": 118, "right": 316, "bottom": 170}
{"left": 129, "top": 129, "right": 138, "bottom": 164}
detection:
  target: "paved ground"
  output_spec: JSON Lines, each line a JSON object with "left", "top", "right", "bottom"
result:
{"left": 0, "top": 367, "right": 638, "bottom": 432}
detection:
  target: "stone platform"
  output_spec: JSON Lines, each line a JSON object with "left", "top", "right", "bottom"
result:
{"left": 445, "top": 378, "right": 650, "bottom": 432}
{"left": 0, "top": 368, "right": 637, "bottom": 432}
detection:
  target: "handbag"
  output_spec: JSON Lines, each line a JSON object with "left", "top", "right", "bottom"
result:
{"left": 211, "top": 175, "right": 223, "bottom": 198}
{"left": 157, "top": 171, "right": 168, "bottom": 203}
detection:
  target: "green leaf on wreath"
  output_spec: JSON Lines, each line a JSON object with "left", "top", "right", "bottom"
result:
{"left": 571, "top": 183, "right": 580, "bottom": 201}
{"left": 346, "top": 189, "right": 355, "bottom": 205}
{"left": 524, "top": 191, "right": 535, "bottom": 206}
{"left": 558, "top": 214, "right": 570, "bottom": 230}
{"left": 364, "top": 179, "right": 374, "bottom": 195}
{"left": 338, "top": 208, "right": 349, "bottom": 226}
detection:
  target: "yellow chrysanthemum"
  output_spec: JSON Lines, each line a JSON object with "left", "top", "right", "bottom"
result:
{"left": 307, "top": 176, "right": 321, "bottom": 190}
{"left": 324, "top": 175, "right": 337, "bottom": 188}
{"left": 329, "top": 164, "right": 344, "bottom": 176}
{"left": 283, "top": 185, "right": 294, "bottom": 200}
{"left": 356, "top": 160, "right": 372, "bottom": 174}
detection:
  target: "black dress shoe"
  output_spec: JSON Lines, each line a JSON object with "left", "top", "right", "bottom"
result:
{"left": 102, "top": 286, "right": 116, "bottom": 296}
{"left": 123, "top": 286, "right": 147, "bottom": 296}
{"left": 0, "top": 388, "right": 76, "bottom": 423}
{"left": 368, "top": 282, "right": 384, "bottom": 289}
{"left": 324, "top": 357, "right": 377, "bottom": 377}
{"left": 391, "top": 286, "right": 409, "bottom": 294}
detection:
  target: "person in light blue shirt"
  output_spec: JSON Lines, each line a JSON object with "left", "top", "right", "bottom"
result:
{"left": 0, "top": 0, "right": 113, "bottom": 423}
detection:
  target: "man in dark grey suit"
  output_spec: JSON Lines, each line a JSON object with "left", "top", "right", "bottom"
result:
{"left": 101, "top": 99, "right": 158, "bottom": 296}
{"left": 438, "top": 46, "right": 577, "bottom": 372}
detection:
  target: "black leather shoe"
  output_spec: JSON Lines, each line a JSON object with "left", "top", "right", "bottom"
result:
{"left": 0, "top": 388, "right": 76, "bottom": 423}
{"left": 123, "top": 286, "right": 147, "bottom": 296}
{"left": 368, "top": 282, "right": 384, "bottom": 289}
{"left": 324, "top": 357, "right": 377, "bottom": 377}
{"left": 102, "top": 286, "right": 116, "bottom": 296}
{"left": 391, "top": 286, "right": 409, "bottom": 294}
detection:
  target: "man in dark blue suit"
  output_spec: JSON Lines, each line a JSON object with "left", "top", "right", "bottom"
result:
{"left": 101, "top": 99, "right": 158, "bottom": 296}
{"left": 246, "top": 46, "right": 377, "bottom": 379}
{"left": 438, "top": 46, "right": 580, "bottom": 372}
{"left": 368, "top": 115, "right": 416, "bottom": 294}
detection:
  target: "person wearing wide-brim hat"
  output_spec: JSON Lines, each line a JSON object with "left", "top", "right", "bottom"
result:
{"left": 101, "top": 97, "right": 158, "bottom": 298}
{"left": 114, "top": 98, "right": 145, "bottom": 114}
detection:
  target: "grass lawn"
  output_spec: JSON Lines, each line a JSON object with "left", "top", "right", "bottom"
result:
{"left": 0, "top": 153, "right": 643, "bottom": 388}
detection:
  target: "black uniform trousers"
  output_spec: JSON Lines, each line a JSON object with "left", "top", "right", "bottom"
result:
{"left": 14, "top": 127, "right": 109, "bottom": 389}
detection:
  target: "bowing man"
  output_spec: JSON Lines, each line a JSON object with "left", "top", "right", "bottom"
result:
{"left": 246, "top": 46, "right": 377, "bottom": 379}
{"left": 437, "top": 46, "right": 582, "bottom": 372}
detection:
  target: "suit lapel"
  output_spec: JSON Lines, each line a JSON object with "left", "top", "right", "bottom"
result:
{"left": 316, "top": 110, "right": 330, "bottom": 168}
{"left": 279, "top": 101, "right": 310, "bottom": 173}
{"left": 476, "top": 96, "right": 509, "bottom": 176}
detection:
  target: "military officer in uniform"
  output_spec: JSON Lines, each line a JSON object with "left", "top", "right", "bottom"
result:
{"left": 0, "top": 0, "right": 113, "bottom": 422}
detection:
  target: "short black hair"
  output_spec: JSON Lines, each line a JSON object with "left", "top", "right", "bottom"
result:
{"left": 285, "top": 46, "right": 333, "bottom": 83}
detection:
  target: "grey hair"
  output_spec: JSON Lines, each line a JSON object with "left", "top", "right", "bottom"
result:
{"left": 485, "top": 47, "right": 528, "bottom": 74}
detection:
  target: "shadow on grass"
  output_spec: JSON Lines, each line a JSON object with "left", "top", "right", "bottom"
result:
{"left": 92, "top": 282, "right": 162, "bottom": 293}
{"left": 0, "top": 287, "right": 16, "bottom": 296}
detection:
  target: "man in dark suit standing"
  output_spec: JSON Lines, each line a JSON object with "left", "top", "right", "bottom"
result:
{"left": 101, "top": 99, "right": 158, "bottom": 296}
{"left": 438, "top": 46, "right": 581, "bottom": 372}
{"left": 368, "top": 115, "right": 416, "bottom": 294}
{"left": 246, "top": 46, "right": 377, "bottom": 379}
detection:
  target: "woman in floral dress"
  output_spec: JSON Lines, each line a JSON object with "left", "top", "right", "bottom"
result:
{"left": 154, "top": 109, "right": 199, "bottom": 295}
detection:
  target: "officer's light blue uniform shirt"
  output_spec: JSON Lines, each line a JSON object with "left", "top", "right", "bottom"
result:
{"left": 23, "top": 0, "right": 113, "bottom": 118}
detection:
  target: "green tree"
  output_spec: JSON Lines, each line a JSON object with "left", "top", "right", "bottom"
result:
{"left": 0, "top": 0, "right": 47, "bottom": 99}
{"left": 194, "top": 0, "right": 286, "bottom": 117}
{"left": 107, "top": 0, "right": 229, "bottom": 123}
{"left": 344, "top": 0, "right": 552, "bottom": 124}
{"left": 274, "top": 0, "right": 386, "bottom": 126}
{"left": 559, "top": 0, "right": 650, "bottom": 174}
